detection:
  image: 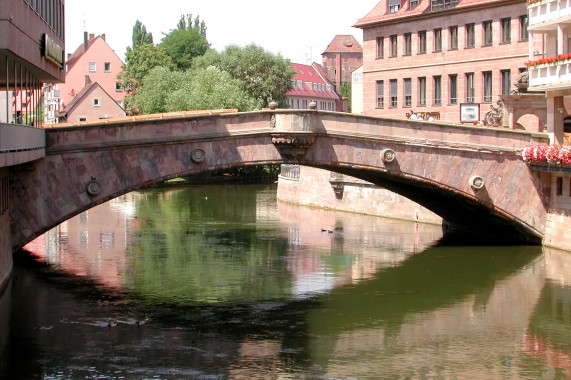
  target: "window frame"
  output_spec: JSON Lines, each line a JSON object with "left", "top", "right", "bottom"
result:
{"left": 434, "top": 28, "right": 442, "bottom": 52}
{"left": 388, "top": 0, "right": 401, "bottom": 13}
{"left": 418, "top": 77, "right": 426, "bottom": 106}
{"left": 466, "top": 72, "right": 475, "bottom": 102}
{"left": 519, "top": 15, "right": 529, "bottom": 42}
{"left": 390, "top": 35, "right": 398, "bottom": 57}
{"left": 390, "top": 79, "right": 398, "bottom": 108}
{"left": 404, "top": 78, "right": 412, "bottom": 107}
{"left": 501, "top": 69, "right": 511, "bottom": 95}
{"left": 376, "top": 37, "right": 384, "bottom": 59}
{"left": 418, "top": 30, "right": 427, "bottom": 54}
{"left": 466, "top": 23, "right": 475, "bottom": 48}
{"left": 376, "top": 80, "right": 384, "bottom": 108}
{"left": 501, "top": 18, "right": 511, "bottom": 44}
{"left": 449, "top": 26, "right": 458, "bottom": 50}
{"left": 433, "top": 75, "right": 442, "bottom": 105}
{"left": 404, "top": 33, "right": 412, "bottom": 56}
{"left": 483, "top": 20, "right": 493, "bottom": 46}
{"left": 449, "top": 74, "right": 458, "bottom": 104}
{"left": 88, "top": 62, "right": 96, "bottom": 72}
{"left": 483, "top": 71, "right": 493, "bottom": 103}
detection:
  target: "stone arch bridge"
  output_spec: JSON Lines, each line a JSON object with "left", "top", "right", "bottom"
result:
{"left": 9, "top": 110, "right": 550, "bottom": 250}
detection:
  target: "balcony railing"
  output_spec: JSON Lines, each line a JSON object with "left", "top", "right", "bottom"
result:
{"left": 528, "top": 60, "right": 571, "bottom": 89}
{"left": 431, "top": 0, "right": 460, "bottom": 11}
{"left": 529, "top": 0, "right": 571, "bottom": 30}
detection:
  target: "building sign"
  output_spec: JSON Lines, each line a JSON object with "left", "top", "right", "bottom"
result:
{"left": 41, "top": 34, "right": 64, "bottom": 69}
{"left": 460, "top": 103, "right": 479, "bottom": 123}
{"left": 353, "top": 72, "right": 363, "bottom": 83}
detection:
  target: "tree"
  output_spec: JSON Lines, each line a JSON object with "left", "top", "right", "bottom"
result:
{"left": 339, "top": 82, "right": 352, "bottom": 112}
{"left": 117, "top": 44, "right": 176, "bottom": 114}
{"left": 134, "top": 66, "right": 260, "bottom": 114}
{"left": 159, "top": 14, "right": 210, "bottom": 71}
{"left": 192, "top": 44, "right": 296, "bottom": 108}
{"left": 132, "top": 20, "right": 153, "bottom": 48}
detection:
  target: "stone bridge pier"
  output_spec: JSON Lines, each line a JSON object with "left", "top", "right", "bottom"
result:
{"left": 8, "top": 110, "right": 549, "bottom": 251}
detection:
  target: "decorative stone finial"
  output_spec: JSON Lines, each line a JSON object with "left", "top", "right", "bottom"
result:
{"left": 309, "top": 101, "right": 317, "bottom": 110}
{"left": 269, "top": 101, "right": 278, "bottom": 110}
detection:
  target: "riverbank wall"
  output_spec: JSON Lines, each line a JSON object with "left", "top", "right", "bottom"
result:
{"left": 276, "top": 166, "right": 442, "bottom": 225}
{"left": 543, "top": 171, "right": 571, "bottom": 252}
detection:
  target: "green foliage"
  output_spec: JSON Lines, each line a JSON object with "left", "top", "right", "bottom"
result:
{"left": 132, "top": 20, "right": 153, "bottom": 48}
{"left": 339, "top": 82, "right": 352, "bottom": 112}
{"left": 192, "top": 44, "right": 296, "bottom": 108}
{"left": 118, "top": 44, "right": 176, "bottom": 114}
{"left": 159, "top": 14, "right": 210, "bottom": 71}
{"left": 134, "top": 66, "right": 260, "bottom": 114}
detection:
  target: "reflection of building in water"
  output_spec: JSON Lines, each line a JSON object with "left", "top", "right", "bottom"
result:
{"left": 318, "top": 252, "right": 549, "bottom": 379}
{"left": 278, "top": 200, "right": 442, "bottom": 297}
{"left": 24, "top": 193, "right": 141, "bottom": 288}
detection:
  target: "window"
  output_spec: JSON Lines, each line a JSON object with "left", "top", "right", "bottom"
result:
{"left": 93, "top": 98, "right": 100, "bottom": 107}
{"left": 404, "top": 78, "right": 412, "bottom": 106}
{"left": 377, "top": 37, "right": 384, "bottom": 59}
{"left": 88, "top": 62, "right": 96, "bottom": 72}
{"left": 104, "top": 62, "right": 111, "bottom": 72}
{"left": 418, "top": 31, "right": 427, "bottom": 54}
{"left": 501, "top": 70, "right": 511, "bottom": 95}
{"left": 449, "top": 74, "right": 457, "bottom": 104}
{"left": 501, "top": 18, "right": 511, "bottom": 43}
{"left": 483, "top": 71, "right": 493, "bottom": 102}
{"left": 390, "top": 35, "right": 398, "bottom": 57}
{"left": 466, "top": 73, "right": 475, "bottom": 102}
{"left": 433, "top": 76, "right": 441, "bottom": 105}
{"left": 390, "top": 79, "right": 398, "bottom": 107}
{"left": 556, "top": 177, "right": 563, "bottom": 196}
{"left": 466, "top": 23, "right": 475, "bottom": 48}
{"left": 404, "top": 33, "right": 412, "bottom": 55}
{"left": 449, "top": 26, "right": 458, "bottom": 50}
{"left": 483, "top": 20, "right": 493, "bottom": 46}
{"left": 419, "top": 77, "right": 426, "bottom": 106}
{"left": 410, "top": 0, "right": 419, "bottom": 9}
{"left": 520, "top": 15, "right": 528, "bottom": 41}
{"left": 115, "top": 82, "right": 123, "bottom": 92}
{"left": 434, "top": 29, "right": 442, "bottom": 52}
{"left": 376, "top": 80, "right": 384, "bottom": 108}
{"left": 79, "top": 117, "right": 87, "bottom": 122}
{"left": 389, "top": 0, "right": 401, "bottom": 13}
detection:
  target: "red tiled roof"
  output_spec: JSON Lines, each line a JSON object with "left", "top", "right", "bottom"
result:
{"left": 65, "top": 34, "right": 103, "bottom": 71}
{"left": 323, "top": 35, "right": 363, "bottom": 54}
{"left": 354, "top": 0, "right": 516, "bottom": 28}
{"left": 287, "top": 63, "right": 340, "bottom": 100}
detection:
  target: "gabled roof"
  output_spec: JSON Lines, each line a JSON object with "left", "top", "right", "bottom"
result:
{"left": 354, "top": 0, "right": 517, "bottom": 28}
{"left": 65, "top": 33, "right": 122, "bottom": 71}
{"left": 59, "top": 81, "right": 124, "bottom": 117}
{"left": 322, "top": 35, "right": 363, "bottom": 54}
{"left": 287, "top": 63, "right": 340, "bottom": 100}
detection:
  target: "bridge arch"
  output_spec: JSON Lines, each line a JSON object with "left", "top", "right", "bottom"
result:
{"left": 9, "top": 110, "right": 549, "bottom": 250}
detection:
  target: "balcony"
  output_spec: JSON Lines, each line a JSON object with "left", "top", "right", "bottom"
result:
{"left": 528, "top": 0, "right": 571, "bottom": 32}
{"left": 431, "top": 0, "right": 459, "bottom": 11}
{"left": 528, "top": 59, "right": 571, "bottom": 90}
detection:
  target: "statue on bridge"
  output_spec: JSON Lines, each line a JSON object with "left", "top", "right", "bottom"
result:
{"left": 484, "top": 99, "right": 505, "bottom": 127}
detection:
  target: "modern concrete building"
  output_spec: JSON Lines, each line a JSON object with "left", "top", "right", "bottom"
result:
{"left": 44, "top": 32, "right": 125, "bottom": 125}
{"left": 354, "top": 0, "right": 536, "bottom": 126}
{"left": 321, "top": 35, "right": 363, "bottom": 89}
{"left": 1, "top": 0, "right": 65, "bottom": 298}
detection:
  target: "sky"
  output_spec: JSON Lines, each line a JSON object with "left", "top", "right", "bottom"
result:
{"left": 64, "top": 0, "right": 380, "bottom": 64}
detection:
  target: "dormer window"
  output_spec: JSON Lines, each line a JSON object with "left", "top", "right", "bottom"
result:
{"left": 389, "top": 0, "right": 400, "bottom": 13}
{"left": 410, "top": 0, "right": 419, "bottom": 9}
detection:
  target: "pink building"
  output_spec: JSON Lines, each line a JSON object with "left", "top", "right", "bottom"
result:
{"left": 286, "top": 63, "right": 347, "bottom": 112}
{"left": 56, "top": 81, "right": 125, "bottom": 123}
{"left": 355, "top": 0, "right": 536, "bottom": 126}
{"left": 321, "top": 35, "right": 363, "bottom": 88}
{"left": 45, "top": 32, "right": 125, "bottom": 124}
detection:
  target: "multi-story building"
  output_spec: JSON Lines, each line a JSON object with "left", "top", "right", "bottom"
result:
{"left": 321, "top": 35, "right": 363, "bottom": 89}
{"left": 286, "top": 63, "right": 347, "bottom": 112}
{"left": 1, "top": 0, "right": 65, "bottom": 300}
{"left": 44, "top": 32, "right": 125, "bottom": 124}
{"left": 354, "top": 0, "right": 535, "bottom": 126}
{"left": 527, "top": 0, "right": 571, "bottom": 144}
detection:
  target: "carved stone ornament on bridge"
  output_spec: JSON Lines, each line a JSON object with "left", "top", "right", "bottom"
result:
{"left": 380, "top": 148, "right": 396, "bottom": 163}
{"left": 469, "top": 175, "right": 485, "bottom": 190}
{"left": 86, "top": 179, "right": 102, "bottom": 196}
{"left": 271, "top": 133, "right": 316, "bottom": 161}
{"left": 190, "top": 149, "right": 206, "bottom": 163}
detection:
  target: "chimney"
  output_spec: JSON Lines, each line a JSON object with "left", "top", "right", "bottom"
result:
{"left": 84, "top": 31, "right": 88, "bottom": 52}
{"left": 89, "top": 33, "right": 94, "bottom": 41}
{"left": 101, "top": 34, "right": 106, "bottom": 41}
{"left": 84, "top": 75, "right": 92, "bottom": 86}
